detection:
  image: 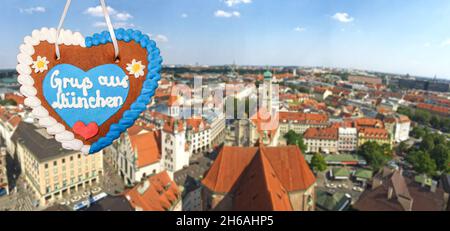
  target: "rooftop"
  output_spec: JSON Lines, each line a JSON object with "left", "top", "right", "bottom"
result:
{"left": 202, "top": 145, "right": 316, "bottom": 211}
{"left": 11, "top": 121, "right": 77, "bottom": 162}
{"left": 125, "top": 171, "right": 181, "bottom": 211}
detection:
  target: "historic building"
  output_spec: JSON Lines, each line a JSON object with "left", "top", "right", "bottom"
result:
{"left": 161, "top": 119, "right": 190, "bottom": 177}
{"left": 0, "top": 147, "right": 9, "bottom": 195}
{"left": 383, "top": 114, "right": 411, "bottom": 143}
{"left": 11, "top": 121, "right": 103, "bottom": 205}
{"left": 116, "top": 125, "right": 161, "bottom": 185}
{"left": 279, "top": 112, "right": 329, "bottom": 137}
{"left": 357, "top": 128, "right": 391, "bottom": 147}
{"left": 125, "top": 170, "right": 182, "bottom": 211}
{"left": 201, "top": 145, "right": 316, "bottom": 211}
{"left": 0, "top": 106, "right": 21, "bottom": 156}
{"left": 338, "top": 127, "right": 358, "bottom": 152}
{"left": 304, "top": 127, "right": 339, "bottom": 154}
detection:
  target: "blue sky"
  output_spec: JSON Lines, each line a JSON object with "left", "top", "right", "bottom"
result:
{"left": 3, "top": 0, "right": 450, "bottom": 79}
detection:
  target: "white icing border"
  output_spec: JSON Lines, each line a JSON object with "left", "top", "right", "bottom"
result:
{"left": 17, "top": 27, "right": 91, "bottom": 154}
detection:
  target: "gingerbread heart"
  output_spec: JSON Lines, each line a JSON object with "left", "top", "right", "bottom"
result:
{"left": 17, "top": 28, "right": 162, "bottom": 154}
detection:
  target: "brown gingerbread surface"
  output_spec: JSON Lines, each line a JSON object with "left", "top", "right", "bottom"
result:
{"left": 30, "top": 40, "right": 149, "bottom": 144}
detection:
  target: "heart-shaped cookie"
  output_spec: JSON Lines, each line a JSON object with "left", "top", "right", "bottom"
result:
{"left": 17, "top": 28, "right": 162, "bottom": 154}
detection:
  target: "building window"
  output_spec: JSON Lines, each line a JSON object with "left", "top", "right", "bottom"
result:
{"left": 53, "top": 161, "right": 57, "bottom": 166}
{"left": 45, "top": 163, "right": 48, "bottom": 169}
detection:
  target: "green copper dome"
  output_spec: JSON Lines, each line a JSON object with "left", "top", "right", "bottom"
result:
{"left": 263, "top": 70, "right": 273, "bottom": 79}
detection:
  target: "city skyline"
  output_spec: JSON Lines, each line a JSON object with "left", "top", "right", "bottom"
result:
{"left": 2, "top": 0, "right": 450, "bottom": 79}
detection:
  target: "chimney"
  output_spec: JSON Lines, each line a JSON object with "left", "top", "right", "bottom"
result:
{"left": 421, "top": 174, "right": 426, "bottom": 188}
{"left": 430, "top": 180, "right": 438, "bottom": 193}
{"left": 387, "top": 186, "right": 394, "bottom": 200}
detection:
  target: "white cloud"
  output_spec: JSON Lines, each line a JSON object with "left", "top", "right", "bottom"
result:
{"left": 147, "top": 33, "right": 169, "bottom": 43}
{"left": 19, "top": 6, "right": 46, "bottom": 14}
{"left": 115, "top": 12, "right": 133, "bottom": 21}
{"left": 154, "top": 34, "right": 169, "bottom": 43}
{"left": 93, "top": 21, "right": 135, "bottom": 28}
{"left": 224, "top": 0, "right": 252, "bottom": 7}
{"left": 85, "top": 5, "right": 133, "bottom": 21}
{"left": 214, "top": 10, "right": 240, "bottom": 18}
{"left": 181, "top": 13, "right": 188, "bottom": 18}
{"left": 441, "top": 39, "right": 450, "bottom": 47}
{"left": 332, "top": 12, "right": 354, "bottom": 23}
{"left": 294, "top": 27, "right": 306, "bottom": 32}
{"left": 85, "top": 6, "right": 116, "bottom": 17}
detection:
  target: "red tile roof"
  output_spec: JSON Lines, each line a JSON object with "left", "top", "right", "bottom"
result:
{"left": 186, "top": 117, "right": 209, "bottom": 132}
{"left": 129, "top": 130, "right": 161, "bottom": 168}
{"left": 304, "top": 127, "right": 338, "bottom": 140}
{"left": 0, "top": 106, "right": 22, "bottom": 129}
{"left": 232, "top": 149, "right": 293, "bottom": 211}
{"left": 417, "top": 103, "right": 450, "bottom": 115}
{"left": 354, "top": 118, "right": 384, "bottom": 128}
{"left": 358, "top": 128, "right": 390, "bottom": 139}
{"left": 125, "top": 171, "right": 181, "bottom": 211}
{"left": 202, "top": 145, "right": 316, "bottom": 194}
{"left": 4, "top": 93, "right": 25, "bottom": 105}
{"left": 279, "top": 112, "right": 328, "bottom": 124}
{"left": 163, "top": 118, "right": 185, "bottom": 133}
{"left": 250, "top": 108, "right": 280, "bottom": 142}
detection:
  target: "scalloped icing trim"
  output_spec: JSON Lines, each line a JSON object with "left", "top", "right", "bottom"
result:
{"left": 85, "top": 28, "right": 162, "bottom": 154}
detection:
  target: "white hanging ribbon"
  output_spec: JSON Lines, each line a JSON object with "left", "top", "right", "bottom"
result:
{"left": 55, "top": 0, "right": 120, "bottom": 60}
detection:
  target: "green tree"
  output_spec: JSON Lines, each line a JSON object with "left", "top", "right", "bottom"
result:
{"left": 413, "top": 110, "right": 431, "bottom": 125}
{"left": 407, "top": 150, "right": 437, "bottom": 175}
{"left": 358, "top": 141, "right": 393, "bottom": 171}
{"left": 311, "top": 153, "right": 327, "bottom": 172}
{"left": 420, "top": 136, "right": 435, "bottom": 152}
{"left": 411, "top": 126, "right": 425, "bottom": 139}
{"left": 0, "top": 99, "right": 17, "bottom": 106}
{"left": 284, "top": 130, "right": 308, "bottom": 153}
{"left": 397, "top": 107, "right": 412, "bottom": 118}
{"left": 397, "top": 141, "right": 408, "bottom": 155}
{"left": 430, "top": 144, "right": 450, "bottom": 172}
{"left": 430, "top": 115, "right": 440, "bottom": 128}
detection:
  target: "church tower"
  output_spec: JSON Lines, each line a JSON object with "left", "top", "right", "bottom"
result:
{"left": 263, "top": 70, "right": 273, "bottom": 112}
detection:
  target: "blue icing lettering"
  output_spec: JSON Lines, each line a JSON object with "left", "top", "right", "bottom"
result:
{"left": 43, "top": 64, "right": 129, "bottom": 127}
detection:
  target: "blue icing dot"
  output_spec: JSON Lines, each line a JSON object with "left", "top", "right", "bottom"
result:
{"left": 126, "top": 29, "right": 134, "bottom": 35}
{"left": 92, "top": 38, "right": 100, "bottom": 46}
{"left": 123, "top": 34, "right": 131, "bottom": 42}
{"left": 115, "top": 28, "right": 126, "bottom": 35}
{"left": 99, "top": 36, "right": 107, "bottom": 44}
{"left": 140, "top": 39, "right": 148, "bottom": 47}
{"left": 146, "top": 40, "right": 156, "bottom": 49}
{"left": 140, "top": 34, "right": 150, "bottom": 42}
{"left": 152, "top": 47, "right": 161, "bottom": 55}
{"left": 132, "top": 31, "right": 142, "bottom": 41}
{"left": 85, "top": 37, "right": 93, "bottom": 47}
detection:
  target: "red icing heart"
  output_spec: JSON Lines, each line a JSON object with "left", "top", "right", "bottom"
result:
{"left": 73, "top": 121, "right": 99, "bottom": 140}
